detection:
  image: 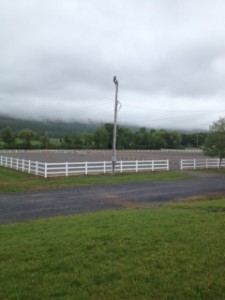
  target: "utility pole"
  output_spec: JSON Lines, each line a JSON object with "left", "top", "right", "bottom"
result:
{"left": 112, "top": 76, "right": 119, "bottom": 175}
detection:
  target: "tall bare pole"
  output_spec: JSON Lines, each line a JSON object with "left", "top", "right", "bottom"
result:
{"left": 112, "top": 76, "right": 119, "bottom": 175}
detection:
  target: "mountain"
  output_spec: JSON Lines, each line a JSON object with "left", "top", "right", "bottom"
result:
{"left": 0, "top": 115, "right": 206, "bottom": 138}
{"left": 0, "top": 115, "right": 100, "bottom": 137}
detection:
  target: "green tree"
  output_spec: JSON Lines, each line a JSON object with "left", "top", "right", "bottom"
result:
{"left": 1, "top": 127, "right": 15, "bottom": 147}
{"left": 152, "top": 130, "right": 167, "bottom": 149}
{"left": 18, "top": 128, "right": 37, "bottom": 149}
{"left": 42, "top": 131, "right": 51, "bottom": 150}
{"left": 62, "top": 134, "right": 71, "bottom": 146}
{"left": 134, "top": 128, "right": 150, "bottom": 149}
{"left": 203, "top": 117, "right": 225, "bottom": 166}
{"left": 62, "top": 132, "right": 83, "bottom": 149}
{"left": 93, "top": 127, "right": 109, "bottom": 149}
{"left": 117, "top": 127, "right": 134, "bottom": 149}
{"left": 70, "top": 133, "right": 83, "bottom": 149}
{"left": 161, "top": 130, "right": 182, "bottom": 149}
{"left": 181, "top": 132, "right": 208, "bottom": 148}
{"left": 82, "top": 132, "right": 94, "bottom": 149}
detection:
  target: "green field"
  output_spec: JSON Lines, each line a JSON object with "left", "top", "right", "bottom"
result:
{"left": 1, "top": 167, "right": 225, "bottom": 299}
{"left": 1, "top": 198, "right": 225, "bottom": 299}
{"left": 0, "top": 167, "right": 194, "bottom": 193}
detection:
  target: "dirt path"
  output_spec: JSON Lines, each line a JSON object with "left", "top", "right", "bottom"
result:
{"left": 1, "top": 172, "right": 225, "bottom": 224}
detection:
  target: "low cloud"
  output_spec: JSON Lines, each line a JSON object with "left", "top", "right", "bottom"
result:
{"left": 1, "top": 0, "right": 225, "bottom": 130}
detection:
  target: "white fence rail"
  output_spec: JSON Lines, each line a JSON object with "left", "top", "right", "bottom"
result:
{"left": 0, "top": 156, "right": 47, "bottom": 177}
{"left": 0, "top": 156, "right": 169, "bottom": 178}
{"left": 180, "top": 158, "right": 225, "bottom": 170}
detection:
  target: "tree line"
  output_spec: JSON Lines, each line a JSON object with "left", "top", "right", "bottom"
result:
{"left": 0, "top": 116, "right": 97, "bottom": 136}
{"left": 0, "top": 123, "right": 207, "bottom": 150}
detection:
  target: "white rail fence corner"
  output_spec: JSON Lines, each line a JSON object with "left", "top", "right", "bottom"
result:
{"left": 180, "top": 158, "right": 225, "bottom": 170}
{"left": 0, "top": 156, "right": 169, "bottom": 178}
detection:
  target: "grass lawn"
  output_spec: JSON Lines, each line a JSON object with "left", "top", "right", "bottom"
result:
{"left": 0, "top": 167, "right": 194, "bottom": 193}
{"left": 1, "top": 198, "right": 225, "bottom": 299}
{"left": 198, "top": 168, "right": 225, "bottom": 175}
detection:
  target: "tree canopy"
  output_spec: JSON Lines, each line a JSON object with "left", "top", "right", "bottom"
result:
{"left": 0, "top": 123, "right": 208, "bottom": 150}
{"left": 1, "top": 127, "right": 15, "bottom": 146}
{"left": 203, "top": 117, "right": 225, "bottom": 166}
{"left": 18, "top": 128, "right": 38, "bottom": 149}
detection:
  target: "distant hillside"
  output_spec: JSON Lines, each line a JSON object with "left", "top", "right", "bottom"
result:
{"left": 0, "top": 115, "right": 206, "bottom": 138}
{"left": 0, "top": 116, "right": 100, "bottom": 137}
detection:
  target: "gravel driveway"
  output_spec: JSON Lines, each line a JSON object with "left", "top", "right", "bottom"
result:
{"left": 1, "top": 171, "right": 225, "bottom": 225}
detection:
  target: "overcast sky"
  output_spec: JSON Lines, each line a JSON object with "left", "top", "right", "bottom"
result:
{"left": 1, "top": 0, "right": 225, "bottom": 130}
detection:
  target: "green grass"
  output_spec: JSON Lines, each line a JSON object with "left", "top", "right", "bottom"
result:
{"left": 0, "top": 167, "right": 194, "bottom": 193}
{"left": 197, "top": 168, "right": 225, "bottom": 175}
{"left": 1, "top": 198, "right": 225, "bottom": 299}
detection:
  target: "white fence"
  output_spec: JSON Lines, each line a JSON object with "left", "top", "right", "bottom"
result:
{"left": 0, "top": 156, "right": 47, "bottom": 177}
{"left": 0, "top": 156, "right": 169, "bottom": 178}
{"left": 180, "top": 158, "right": 225, "bottom": 170}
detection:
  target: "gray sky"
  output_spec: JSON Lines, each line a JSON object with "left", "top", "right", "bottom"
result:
{"left": 1, "top": 0, "right": 225, "bottom": 130}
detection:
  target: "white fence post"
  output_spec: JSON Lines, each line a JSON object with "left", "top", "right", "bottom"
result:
{"left": 36, "top": 161, "right": 38, "bottom": 175}
{"left": 65, "top": 162, "right": 68, "bottom": 176}
{"left": 44, "top": 163, "right": 47, "bottom": 178}
{"left": 194, "top": 159, "right": 196, "bottom": 170}
{"left": 120, "top": 161, "right": 123, "bottom": 173}
{"left": 136, "top": 160, "right": 138, "bottom": 173}
{"left": 85, "top": 162, "right": 88, "bottom": 175}
{"left": 104, "top": 161, "right": 106, "bottom": 174}
{"left": 167, "top": 160, "right": 169, "bottom": 171}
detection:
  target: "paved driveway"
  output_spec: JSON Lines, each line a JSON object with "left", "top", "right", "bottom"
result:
{"left": 1, "top": 172, "right": 225, "bottom": 224}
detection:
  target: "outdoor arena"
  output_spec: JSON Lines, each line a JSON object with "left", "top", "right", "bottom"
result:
{"left": 0, "top": 149, "right": 205, "bottom": 166}
{"left": 0, "top": 148, "right": 205, "bottom": 159}
{"left": 2, "top": 149, "right": 223, "bottom": 178}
